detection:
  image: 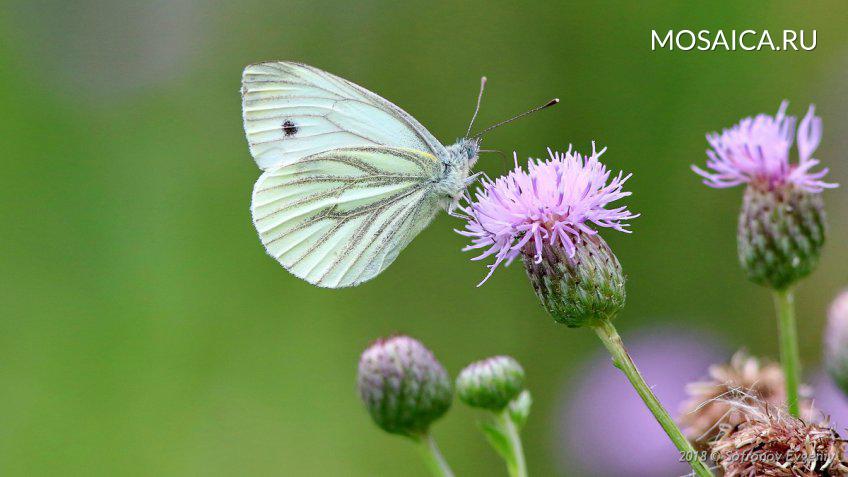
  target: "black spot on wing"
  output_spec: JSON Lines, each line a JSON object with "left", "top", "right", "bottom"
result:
{"left": 282, "top": 120, "right": 298, "bottom": 137}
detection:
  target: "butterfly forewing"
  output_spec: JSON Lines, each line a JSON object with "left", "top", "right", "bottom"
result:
{"left": 251, "top": 146, "right": 445, "bottom": 287}
{"left": 242, "top": 61, "right": 446, "bottom": 170}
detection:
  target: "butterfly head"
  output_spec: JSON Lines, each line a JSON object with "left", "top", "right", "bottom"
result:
{"left": 451, "top": 137, "right": 481, "bottom": 170}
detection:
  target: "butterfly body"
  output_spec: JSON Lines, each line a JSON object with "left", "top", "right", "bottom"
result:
{"left": 436, "top": 137, "right": 481, "bottom": 206}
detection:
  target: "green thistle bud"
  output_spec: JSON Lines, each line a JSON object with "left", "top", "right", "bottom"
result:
{"left": 357, "top": 336, "right": 452, "bottom": 437}
{"left": 737, "top": 184, "right": 826, "bottom": 290}
{"left": 522, "top": 233, "right": 626, "bottom": 328}
{"left": 456, "top": 356, "right": 525, "bottom": 411}
{"left": 508, "top": 390, "right": 533, "bottom": 428}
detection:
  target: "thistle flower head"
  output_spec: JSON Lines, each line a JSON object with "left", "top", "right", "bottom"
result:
{"left": 710, "top": 397, "right": 848, "bottom": 477}
{"left": 699, "top": 103, "right": 837, "bottom": 289}
{"left": 825, "top": 290, "right": 848, "bottom": 396}
{"left": 456, "top": 355, "right": 525, "bottom": 411}
{"left": 693, "top": 101, "right": 836, "bottom": 193}
{"left": 357, "top": 335, "right": 452, "bottom": 437}
{"left": 679, "top": 351, "right": 814, "bottom": 446}
{"left": 457, "top": 143, "right": 638, "bottom": 285}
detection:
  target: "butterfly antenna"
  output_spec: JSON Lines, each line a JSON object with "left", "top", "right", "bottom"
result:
{"left": 471, "top": 98, "right": 559, "bottom": 139}
{"left": 466, "top": 76, "right": 487, "bottom": 137}
{"left": 479, "top": 148, "right": 507, "bottom": 160}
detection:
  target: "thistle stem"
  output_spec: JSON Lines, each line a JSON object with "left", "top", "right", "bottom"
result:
{"left": 773, "top": 288, "right": 801, "bottom": 417}
{"left": 593, "top": 320, "right": 714, "bottom": 477}
{"left": 414, "top": 433, "right": 455, "bottom": 477}
{"left": 495, "top": 410, "right": 528, "bottom": 477}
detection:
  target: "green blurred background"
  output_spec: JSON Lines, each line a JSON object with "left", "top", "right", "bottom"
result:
{"left": 2, "top": 1, "right": 847, "bottom": 475}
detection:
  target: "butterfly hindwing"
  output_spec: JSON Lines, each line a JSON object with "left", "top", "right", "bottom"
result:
{"left": 242, "top": 61, "right": 446, "bottom": 170}
{"left": 251, "top": 146, "right": 445, "bottom": 288}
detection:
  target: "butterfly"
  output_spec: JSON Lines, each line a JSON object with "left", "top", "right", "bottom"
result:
{"left": 241, "top": 61, "right": 557, "bottom": 288}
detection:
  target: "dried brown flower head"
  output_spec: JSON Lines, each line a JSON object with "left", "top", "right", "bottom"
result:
{"left": 710, "top": 398, "right": 848, "bottom": 477}
{"left": 680, "top": 351, "right": 814, "bottom": 446}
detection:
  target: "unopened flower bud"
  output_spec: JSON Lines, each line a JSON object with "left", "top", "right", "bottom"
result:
{"left": 508, "top": 390, "right": 533, "bottom": 428}
{"left": 523, "top": 233, "right": 626, "bottom": 328}
{"left": 357, "top": 336, "right": 452, "bottom": 437}
{"left": 456, "top": 356, "right": 525, "bottom": 411}
{"left": 825, "top": 290, "right": 848, "bottom": 396}
{"left": 737, "top": 183, "right": 826, "bottom": 290}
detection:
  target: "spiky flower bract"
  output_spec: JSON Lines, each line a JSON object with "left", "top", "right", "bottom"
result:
{"left": 693, "top": 101, "right": 837, "bottom": 290}
{"left": 825, "top": 290, "right": 848, "bottom": 397}
{"left": 456, "top": 356, "right": 525, "bottom": 411}
{"left": 523, "top": 232, "right": 625, "bottom": 327}
{"left": 679, "top": 351, "right": 814, "bottom": 447}
{"left": 357, "top": 336, "right": 452, "bottom": 437}
{"left": 737, "top": 184, "right": 826, "bottom": 289}
{"left": 709, "top": 397, "right": 848, "bottom": 477}
{"left": 457, "top": 144, "right": 636, "bottom": 327}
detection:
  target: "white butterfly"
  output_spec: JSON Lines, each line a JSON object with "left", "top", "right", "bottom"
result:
{"left": 241, "top": 61, "right": 557, "bottom": 288}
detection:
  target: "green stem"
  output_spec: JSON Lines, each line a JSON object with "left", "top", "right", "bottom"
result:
{"left": 773, "top": 288, "right": 801, "bottom": 417}
{"left": 593, "top": 320, "right": 714, "bottom": 477}
{"left": 414, "top": 433, "right": 455, "bottom": 477}
{"left": 496, "top": 410, "right": 528, "bottom": 477}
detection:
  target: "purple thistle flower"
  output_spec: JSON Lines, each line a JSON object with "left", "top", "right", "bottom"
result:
{"left": 456, "top": 143, "right": 638, "bottom": 285}
{"left": 692, "top": 101, "right": 837, "bottom": 193}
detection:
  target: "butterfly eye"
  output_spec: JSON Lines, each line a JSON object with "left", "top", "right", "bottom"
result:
{"left": 282, "top": 120, "right": 298, "bottom": 137}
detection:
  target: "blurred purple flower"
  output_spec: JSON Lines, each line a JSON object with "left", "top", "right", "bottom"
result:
{"left": 456, "top": 143, "right": 637, "bottom": 284}
{"left": 692, "top": 101, "right": 837, "bottom": 192}
{"left": 811, "top": 370, "right": 848, "bottom": 433}
{"left": 556, "top": 328, "right": 726, "bottom": 477}
{"left": 825, "top": 290, "right": 848, "bottom": 395}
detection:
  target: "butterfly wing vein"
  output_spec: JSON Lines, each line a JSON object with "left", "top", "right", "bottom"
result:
{"left": 251, "top": 147, "right": 445, "bottom": 287}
